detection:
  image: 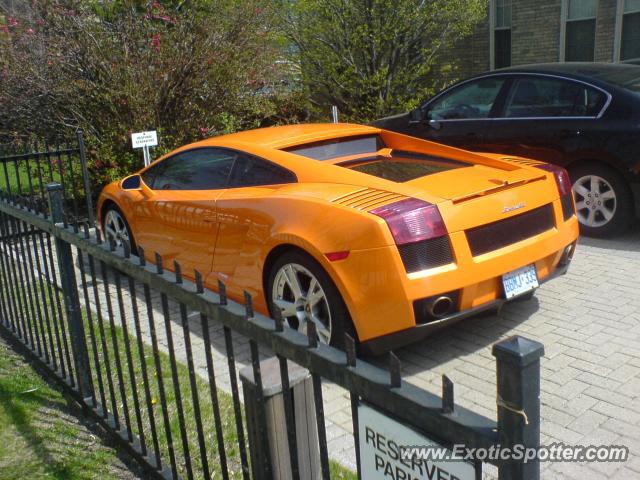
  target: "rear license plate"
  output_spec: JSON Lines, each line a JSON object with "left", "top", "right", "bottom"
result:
{"left": 502, "top": 264, "right": 539, "bottom": 299}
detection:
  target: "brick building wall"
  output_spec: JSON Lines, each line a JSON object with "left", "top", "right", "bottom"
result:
{"left": 511, "top": 0, "right": 562, "bottom": 65}
{"left": 595, "top": 0, "right": 618, "bottom": 61}
{"left": 439, "top": 0, "right": 624, "bottom": 84}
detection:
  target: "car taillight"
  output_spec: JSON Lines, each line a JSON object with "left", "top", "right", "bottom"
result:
{"left": 370, "top": 198, "right": 447, "bottom": 245}
{"left": 537, "top": 164, "right": 572, "bottom": 196}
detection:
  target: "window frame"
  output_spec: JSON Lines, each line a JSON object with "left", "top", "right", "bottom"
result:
{"left": 615, "top": 0, "right": 640, "bottom": 62}
{"left": 490, "top": 0, "right": 512, "bottom": 70}
{"left": 560, "top": 0, "right": 598, "bottom": 62}
{"left": 490, "top": 73, "right": 612, "bottom": 120}
{"left": 140, "top": 146, "right": 297, "bottom": 191}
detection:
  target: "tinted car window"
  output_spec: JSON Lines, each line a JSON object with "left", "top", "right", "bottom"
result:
{"left": 284, "top": 135, "right": 385, "bottom": 161}
{"left": 142, "top": 148, "right": 236, "bottom": 190}
{"left": 503, "top": 77, "right": 606, "bottom": 118}
{"left": 229, "top": 154, "right": 296, "bottom": 187}
{"left": 341, "top": 151, "right": 469, "bottom": 183}
{"left": 427, "top": 78, "right": 506, "bottom": 120}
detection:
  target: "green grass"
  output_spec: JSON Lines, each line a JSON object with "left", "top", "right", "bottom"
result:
{"left": 3, "top": 275, "right": 356, "bottom": 479}
{"left": 0, "top": 337, "right": 136, "bottom": 480}
{"left": 0, "top": 156, "right": 84, "bottom": 210}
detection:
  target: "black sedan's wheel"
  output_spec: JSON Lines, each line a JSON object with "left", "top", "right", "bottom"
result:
{"left": 570, "top": 163, "right": 634, "bottom": 237}
{"left": 103, "top": 205, "right": 136, "bottom": 253}
{"left": 267, "top": 251, "right": 355, "bottom": 348}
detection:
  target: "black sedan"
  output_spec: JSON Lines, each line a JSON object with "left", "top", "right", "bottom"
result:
{"left": 375, "top": 63, "right": 640, "bottom": 237}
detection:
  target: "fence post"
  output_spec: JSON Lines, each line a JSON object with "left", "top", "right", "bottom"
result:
{"left": 240, "top": 356, "right": 321, "bottom": 480}
{"left": 47, "top": 183, "right": 93, "bottom": 398}
{"left": 76, "top": 130, "right": 95, "bottom": 226}
{"left": 493, "top": 336, "right": 544, "bottom": 480}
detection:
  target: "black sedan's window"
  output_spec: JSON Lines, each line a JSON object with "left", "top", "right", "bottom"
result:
{"left": 427, "top": 78, "right": 506, "bottom": 120}
{"left": 142, "top": 148, "right": 236, "bottom": 190}
{"left": 503, "top": 77, "right": 606, "bottom": 118}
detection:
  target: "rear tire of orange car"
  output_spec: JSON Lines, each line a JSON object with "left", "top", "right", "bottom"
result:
{"left": 267, "top": 250, "right": 356, "bottom": 350}
{"left": 569, "top": 162, "right": 634, "bottom": 237}
{"left": 102, "top": 204, "right": 137, "bottom": 255}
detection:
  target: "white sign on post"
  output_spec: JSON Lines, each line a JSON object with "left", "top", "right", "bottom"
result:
{"left": 358, "top": 403, "right": 476, "bottom": 480}
{"left": 131, "top": 130, "right": 158, "bottom": 167}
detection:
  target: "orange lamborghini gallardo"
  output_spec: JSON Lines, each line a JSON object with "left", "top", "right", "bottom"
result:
{"left": 98, "top": 124, "right": 578, "bottom": 353}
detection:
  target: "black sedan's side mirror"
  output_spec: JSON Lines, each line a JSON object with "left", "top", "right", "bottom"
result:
{"left": 121, "top": 174, "right": 142, "bottom": 190}
{"left": 408, "top": 107, "right": 425, "bottom": 124}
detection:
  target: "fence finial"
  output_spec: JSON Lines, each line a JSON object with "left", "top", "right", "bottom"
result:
{"left": 155, "top": 252, "right": 163, "bottom": 274}
{"left": 218, "top": 280, "right": 227, "bottom": 305}
{"left": 389, "top": 352, "right": 401, "bottom": 388}
{"left": 345, "top": 334, "right": 356, "bottom": 367}
{"left": 273, "top": 304, "right": 284, "bottom": 332}
{"left": 307, "top": 320, "right": 318, "bottom": 348}
{"left": 244, "top": 291, "right": 254, "bottom": 319}
{"left": 173, "top": 260, "right": 182, "bottom": 284}
{"left": 123, "top": 239, "right": 131, "bottom": 258}
{"left": 194, "top": 270, "right": 204, "bottom": 294}
{"left": 137, "top": 246, "right": 146, "bottom": 265}
{"left": 442, "top": 374, "right": 454, "bottom": 414}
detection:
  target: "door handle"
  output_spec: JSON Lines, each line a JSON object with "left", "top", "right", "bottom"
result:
{"left": 559, "top": 129, "right": 580, "bottom": 139}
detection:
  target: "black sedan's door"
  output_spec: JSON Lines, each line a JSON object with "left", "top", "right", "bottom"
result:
{"left": 406, "top": 76, "right": 511, "bottom": 150}
{"left": 482, "top": 75, "right": 609, "bottom": 165}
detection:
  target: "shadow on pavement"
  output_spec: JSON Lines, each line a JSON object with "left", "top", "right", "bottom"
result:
{"left": 578, "top": 222, "right": 640, "bottom": 253}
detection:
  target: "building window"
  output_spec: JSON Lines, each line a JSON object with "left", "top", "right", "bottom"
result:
{"left": 621, "top": 0, "right": 640, "bottom": 60}
{"left": 565, "top": 0, "right": 597, "bottom": 61}
{"left": 494, "top": 0, "right": 512, "bottom": 68}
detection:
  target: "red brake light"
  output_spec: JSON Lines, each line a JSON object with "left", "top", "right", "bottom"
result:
{"left": 370, "top": 198, "right": 447, "bottom": 245}
{"left": 537, "top": 164, "right": 572, "bottom": 196}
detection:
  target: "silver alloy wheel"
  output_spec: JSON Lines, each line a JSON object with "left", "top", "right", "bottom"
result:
{"left": 103, "top": 209, "right": 130, "bottom": 249}
{"left": 572, "top": 175, "right": 617, "bottom": 228}
{"left": 272, "top": 263, "right": 332, "bottom": 344}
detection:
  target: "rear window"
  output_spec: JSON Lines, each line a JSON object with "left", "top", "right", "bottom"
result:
{"left": 341, "top": 151, "right": 469, "bottom": 183}
{"left": 584, "top": 66, "right": 640, "bottom": 93}
{"left": 284, "top": 134, "right": 385, "bottom": 160}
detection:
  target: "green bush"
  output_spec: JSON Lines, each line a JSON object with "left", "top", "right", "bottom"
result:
{"left": 283, "top": 0, "right": 487, "bottom": 122}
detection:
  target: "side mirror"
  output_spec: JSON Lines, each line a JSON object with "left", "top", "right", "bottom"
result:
{"left": 408, "top": 108, "right": 425, "bottom": 124}
{"left": 121, "top": 174, "right": 142, "bottom": 190}
{"left": 428, "top": 120, "right": 442, "bottom": 131}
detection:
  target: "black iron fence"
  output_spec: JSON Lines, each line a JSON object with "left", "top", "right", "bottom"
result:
{"left": 0, "top": 182, "right": 544, "bottom": 480}
{"left": 0, "top": 131, "right": 94, "bottom": 226}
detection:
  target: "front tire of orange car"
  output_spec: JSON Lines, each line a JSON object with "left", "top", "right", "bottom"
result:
{"left": 102, "top": 204, "right": 136, "bottom": 255}
{"left": 267, "top": 250, "right": 356, "bottom": 350}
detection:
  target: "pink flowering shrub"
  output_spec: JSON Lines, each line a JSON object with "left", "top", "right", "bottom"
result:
{"left": 0, "top": 0, "right": 307, "bottom": 189}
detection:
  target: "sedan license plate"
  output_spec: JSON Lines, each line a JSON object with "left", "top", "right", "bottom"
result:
{"left": 502, "top": 264, "right": 539, "bottom": 299}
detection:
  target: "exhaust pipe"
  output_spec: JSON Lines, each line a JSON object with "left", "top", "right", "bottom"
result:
{"left": 428, "top": 296, "right": 454, "bottom": 318}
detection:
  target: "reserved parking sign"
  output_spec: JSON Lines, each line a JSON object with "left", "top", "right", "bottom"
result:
{"left": 358, "top": 403, "right": 476, "bottom": 480}
{"left": 131, "top": 130, "right": 158, "bottom": 149}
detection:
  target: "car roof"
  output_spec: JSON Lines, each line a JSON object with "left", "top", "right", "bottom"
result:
{"left": 488, "top": 62, "right": 640, "bottom": 89}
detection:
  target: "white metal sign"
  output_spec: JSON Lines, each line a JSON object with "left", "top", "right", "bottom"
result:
{"left": 131, "top": 130, "right": 158, "bottom": 166}
{"left": 131, "top": 131, "right": 158, "bottom": 149}
{"left": 358, "top": 403, "right": 476, "bottom": 480}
